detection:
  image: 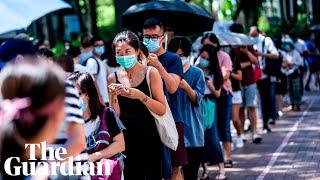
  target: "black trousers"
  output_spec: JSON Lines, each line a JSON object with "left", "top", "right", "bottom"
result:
{"left": 257, "top": 78, "right": 276, "bottom": 128}
{"left": 182, "top": 147, "right": 203, "bottom": 180}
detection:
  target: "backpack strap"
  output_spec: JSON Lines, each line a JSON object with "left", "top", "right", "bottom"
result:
{"left": 146, "top": 66, "right": 152, "bottom": 97}
{"left": 84, "top": 57, "right": 100, "bottom": 75}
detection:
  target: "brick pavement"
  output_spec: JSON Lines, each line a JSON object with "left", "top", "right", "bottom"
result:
{"left": 205, "top": 92, "right": 320, "bottom": 180}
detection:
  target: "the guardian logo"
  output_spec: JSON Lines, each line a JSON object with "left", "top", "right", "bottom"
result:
{"left": 4, "top": 142, "right": 111, "bottom": 176}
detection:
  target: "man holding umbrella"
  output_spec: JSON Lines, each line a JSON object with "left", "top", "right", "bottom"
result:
{"left": 143, "top": 18, "right": 186, "bottom": 180}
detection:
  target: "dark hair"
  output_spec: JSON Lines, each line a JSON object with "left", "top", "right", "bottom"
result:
{"left": 57, "top": 53, "right": 74, "bottom": 73}
{"left": 90, "top": 36, "right": 104, "bottom": 46}
{"left": 202, "top": 33, "right": 221, "bottom": 50}
{"left": 0, "top": 62, "right": 65, "bottom": 138}
{"left": 81, "top": 33, "right": 93, "bottom": 48}
{"left": 199, "top": 44, "right": 222, "bottom": 89}
{"left": 229, "top": 23, "right": 244, "bottom": 33}
{"left": 112, "top": 31, "right": 140, "bottom": 52}
{"left": 139, "top": 42, "right": 149, "bottom": 57}
{"left": 101, "top": 41, "right": 119, "bottom": 67}
{"left": 37, "top": 48, "right": 54, "bottom": 58}
{"left": 143, "top": 18, "right": 164, "bottom": 32}
{"left": 69, "top": 72, "right": 102, "bottom": 120}
{"left": 168, "top": 36, "right": 192, "bottom": 57}
{"left": 67, "top": 46, "right": 81, "bottom": 58}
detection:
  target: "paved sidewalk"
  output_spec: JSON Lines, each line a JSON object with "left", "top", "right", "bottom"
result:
{"left": 206, "top": 92, "right": 320, "bottom": 180}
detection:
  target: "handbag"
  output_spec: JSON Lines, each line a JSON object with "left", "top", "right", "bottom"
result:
{"left": 145, "top": 66, "right": 179, "bottom": 151}
{"left": 203, "top": 98, "right": 216, "bottom": 130}
{"left": 253, "top": 64, "right": 262, "bottom": 82}
{"left": 86, "top": 107, "right": 124, "bottom": 180}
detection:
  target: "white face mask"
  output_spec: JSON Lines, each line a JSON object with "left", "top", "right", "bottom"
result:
{"left": 181, "top": 56, "right": 189, "bottom": 65}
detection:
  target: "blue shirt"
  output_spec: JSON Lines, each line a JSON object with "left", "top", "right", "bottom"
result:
{"left": 179, "top": 65, "right": 205, "bottom": 147}
{"left": 158, "top": 51, "right": 184, "bottom": 123}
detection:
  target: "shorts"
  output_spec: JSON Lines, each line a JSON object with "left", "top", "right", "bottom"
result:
{"left": 171, "top": 122, "right": 188, "bottom": 167}
{"left": 232, "top": 91, "right": 243, "bottom": 104}
{"left": 241, "top": 83, "right": 258, "bottom": 108}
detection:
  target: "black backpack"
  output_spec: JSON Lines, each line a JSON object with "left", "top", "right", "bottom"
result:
{"left": 262, "top": 38, "right": 283, "bottom": 77}
{"left": 81, "top": 57, "right": 100, "bottom": 74}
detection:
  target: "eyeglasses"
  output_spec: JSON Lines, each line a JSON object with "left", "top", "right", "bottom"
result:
{"left": 143, "top": 34, "right": 163, "bottom": 40}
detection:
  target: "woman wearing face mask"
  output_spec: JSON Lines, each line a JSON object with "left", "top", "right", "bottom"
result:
{"left": 168, "top": 37, "right": 206, "bottom": 180}
{"left": 69, "top": 72, "right": 125, "bottom": 163}
{"left": 108, "top": 31, "right": 166, "bottom": 180}
{"left": 281, "top": 40, "right": 304, "bottom": 111}
{"left": 197, "top": 44, "right": 226, "bottom": 180}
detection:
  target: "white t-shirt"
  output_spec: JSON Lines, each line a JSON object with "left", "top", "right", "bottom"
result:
{"left": 74, "top": 64, "right": 90, "bottom": 73}
{"left": 103, "top": 59, "right": 121, "bottom": 79}
{"left": 295, "top": 38, "right": 308, "bottom": 54}
{"left": 84, "top": 117, "right": 100, "bottom": 137}
{"left": 254, "top": 34, "right": 279, "bottom": 79}
{"left": 86, "top": 58, "right": 109, "bottom": 103}
{"left": 281, "top": 50, "right": 303, "bottom": 75}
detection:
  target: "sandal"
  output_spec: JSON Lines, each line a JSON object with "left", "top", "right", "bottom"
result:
{"left": 215, "top": 173, "right": 227, "bottom": 180}
{"left": 224, "top": 160, "right": 233, "bottom": 168}
{"left": 200, "top": 172, "right": 209, "bottom": 180}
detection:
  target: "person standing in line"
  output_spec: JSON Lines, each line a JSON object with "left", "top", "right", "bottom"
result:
{"left": 83, "top": 36, "right": 109, "bottom": 106}
{"left": 281, "top": 39, "right": 304, "bottom": 111}
{"left": 229, "top": 23, "right": 262, "bottom": 144}
{"left": 249, "top": 26, "right": 279, "bottom": 133}
{"left": 229, "top": 50, "right": 244, "bottom": 148}
{"left": 108, "top": 31, "right": 166, "bottom": 180}
{"left": 168, "top": 37, "right": 205, "bottom": 180}
{"left": 202, "top": 33, "right": 234, "bottom": 168}
{"left": 197, "top": 44, "right": 226, "bottom": 180}
{"left": 142, "top": 18, "right": 186, "bottom": 180}
{"left": 79, "top": 33, "right": 93, "bottom": 64}
{"left": 67, "top": 46, "right": 90, "bottom": 73}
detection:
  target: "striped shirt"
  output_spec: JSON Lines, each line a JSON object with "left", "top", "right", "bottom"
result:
{"left": 56, "top": 80, "right": 84, "bottom": 140}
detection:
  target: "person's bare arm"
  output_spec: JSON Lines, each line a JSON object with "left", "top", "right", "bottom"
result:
{"left": 179, "top": 79, "right": 197, "bottom": 104}
{"left": 148, "top": 53, "right": 181, "bottom": 94}
{"left": 206, "top": 80, "right": 221, "bottom": 98}
{"left": 88, "top": 132, "right": 125, "bottom": 162}
{"left": 230, "top": 70, "right": 242, "bottom": 81}
{"left": 240, "top": 62, "right": 251, "bottom": 69}
{"left": 108, "top": 74, "right": 121, "bottom": 116}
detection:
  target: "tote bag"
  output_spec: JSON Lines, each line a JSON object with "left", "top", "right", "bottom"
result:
{"left": 203, "top": 98, "right": 216, "bottom": 130}
{"left": 145, "top": 67, "right": 179, "bottom": 151}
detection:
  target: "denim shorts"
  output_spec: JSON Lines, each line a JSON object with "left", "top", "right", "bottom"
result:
{"left": 241, "top": 83, "right": 258, "bottom": 108}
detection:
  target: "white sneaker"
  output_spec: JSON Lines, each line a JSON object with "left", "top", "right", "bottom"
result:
{"left": 235, "top": 136, "right": 244, "bottom": 148}
{"left": 252, "top": 134, "right": 262, "bottom": 144}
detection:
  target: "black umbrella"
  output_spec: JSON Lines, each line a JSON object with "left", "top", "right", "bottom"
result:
{"left": 122, "top": 0, "right": 215, "bottom": 35}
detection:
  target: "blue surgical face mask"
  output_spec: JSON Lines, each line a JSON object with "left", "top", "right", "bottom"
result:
{"left": 282, "top": 44, "right": 291, "bottom": 52}
{"left": 251, "top": 37, "right": 260, "bottom": 45}
{"left": 116, "top": 54, "right": 137, "bottom": 69}
{"left": 197, "top": 57, "right": 210, "bottom": 68}
{"left": 80, "top": 51, "right": 92, "bottom": 64}
{"left": 79, "top": 97, "right": 88, "bottom": 111}
{"left": 94, "top": 46, "right": 105, "bottom": 56}
{"left": 143, "top": 38, "right": 160, "bottom": 53}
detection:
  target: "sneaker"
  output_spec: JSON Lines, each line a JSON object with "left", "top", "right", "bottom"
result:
{"left": 269, "top": 119, "right": 276, "bottom": 125}
{"left": 252, "top": 134, "right": 262, "bottom": 144}
{"left": 262, "top": 127, "right": 272, "bottom": 134}
{"left": 235, "top": 136, "right": 244, "bottom": 148}
{"left": 278, "top": 111, "right": 284, "bottom": 117}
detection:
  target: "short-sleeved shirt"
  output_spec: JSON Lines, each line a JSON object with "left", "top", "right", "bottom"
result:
{"left": 230, "top": 55, "right": 241, "bottom": 91}
{"left": 217, "top": 50, "right": 233, "bottom": 92}
{"left": 158, "top": 51, "right": 184, "bottom": 123}
{"left": 84, "top": 108, "right": 125, "bottom": 138}
{"left": 254, "top": 34, "right": 279, "bottom": 79}
{"left": 86, "top": 58, "right": 109, "bottom": 103}
{"left": 56, "top": 80, "right": 84, "bottom": 141}
{"left": 179, "top": 66, "right": 205, "bottom": 147}
{"left": 231, "top": 47, "right": 257, "bottom": 86}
